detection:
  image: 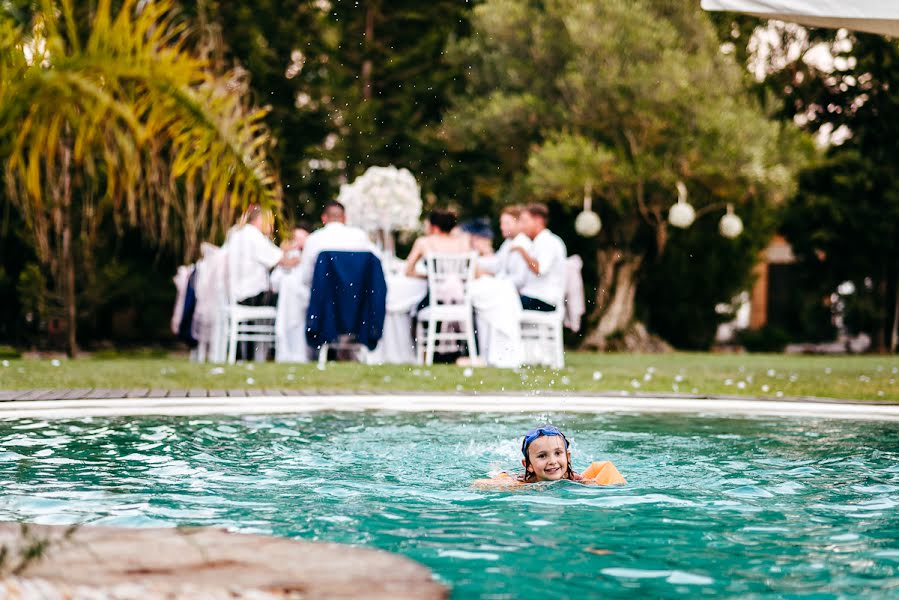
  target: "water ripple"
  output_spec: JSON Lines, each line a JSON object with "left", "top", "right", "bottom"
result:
{"left": 0, "top": 412, "right": 897, "bottom": 597}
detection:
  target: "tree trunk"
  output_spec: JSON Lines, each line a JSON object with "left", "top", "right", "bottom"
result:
{"left": 875, "top": 267, "right": 888, "bottom": 353}
{"left": 361, "top": 4, "right": 375, "bottom": 101}
{"left": 581, "top": 250, "right": 643, "bottom": 350}
{"left": 891, "top": 269, "right": 898, "bottom": 354}
{"left": 63, "top": 239, "right": 78, "bottom": 358}
{"left": 61, "top": 144, "right": 78, "bottom": 358}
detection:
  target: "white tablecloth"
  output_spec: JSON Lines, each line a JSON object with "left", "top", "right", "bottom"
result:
{"left": 276, "top": 272, "right": 524, "bottom": 368}
{"left": 369, "top": 275, "right": 428, "bottom": 364}
{"left": 274, "top": 266, "right": 310, "bottom": 363}
{"left": 469, "top": 276, "right": 523, "bottom": 368}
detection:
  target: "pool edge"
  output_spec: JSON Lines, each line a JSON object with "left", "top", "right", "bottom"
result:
{"left": 2, "top": 394, "right": 899, "bottom": 421}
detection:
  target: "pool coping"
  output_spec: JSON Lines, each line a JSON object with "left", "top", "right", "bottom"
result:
{"left": 1, "top": 393, "right": 898, "bottom": 421}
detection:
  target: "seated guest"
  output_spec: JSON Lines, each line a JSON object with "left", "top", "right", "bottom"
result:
{"left": 404, "top": 209, "right": 472, "bottom": 278}
{"left": 298, "top": 201, "right": 375, "bottom": 286}
{"left": 227, "top": 204, "right": 299, "bottom": 306}
{"left": 510, "top": 203, "right": 567, "bottom": 311}
{"left": 481, "top": 205, "right": 532, "bottom": 290}
{"left": 283, "top": 223, "right": 310, "bottom": 254}
{"left": 458, "top": 218, "right": 495, "bottom": 261}
{"left": 271, "top": 223, "right": 310, "bottom": 294}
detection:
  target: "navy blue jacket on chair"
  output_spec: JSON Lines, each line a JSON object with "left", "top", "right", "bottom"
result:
{"left": 305, "top": 251, "right": 387, "bottom": 351}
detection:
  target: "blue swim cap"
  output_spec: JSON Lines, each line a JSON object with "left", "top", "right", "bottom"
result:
{"left": 521, "top": 425, "right": 569, "bottom": 457}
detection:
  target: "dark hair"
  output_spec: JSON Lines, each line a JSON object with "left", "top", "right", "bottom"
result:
{"left": 459, "top": 217, "right": 494, "bottom": 240}
{"left": 524, "top": 203, "right": 549, "bottom": 222}
{"left": 294, "top": 220, "right": 313, "bottom": 233}
{"left": 521, "top": 429, "right": 575, "bottom": 483}
{"left": 322, "top": 201, "right": 346, "bottom": 218}
{"left": 428, "top": 209, "right": 457, "bottom": 233}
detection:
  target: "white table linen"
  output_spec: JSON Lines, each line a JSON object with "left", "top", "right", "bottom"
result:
{"left": 274, "top": 262, "right": 310, "bottom": 363}
{"left": 470, "top": 276, "right": 524, "bottom": 368}
{"left": 369, "top": 274, "right": 428, "bottom": 364}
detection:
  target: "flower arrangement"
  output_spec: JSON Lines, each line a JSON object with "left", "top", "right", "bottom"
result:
{"left": 337, "top": 165, "right": 422, "bottom": 233}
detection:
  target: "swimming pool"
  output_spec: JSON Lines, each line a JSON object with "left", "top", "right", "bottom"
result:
{"left": 1, "top": 411, "right": 897, "bottom": 597}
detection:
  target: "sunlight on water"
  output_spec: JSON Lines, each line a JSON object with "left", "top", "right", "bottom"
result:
{"left": 1, "top": 412, "right": 897, "bottom": 597}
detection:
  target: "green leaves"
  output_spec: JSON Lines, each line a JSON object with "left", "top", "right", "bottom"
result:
{"left": 0, "top": 0, "right": 281, "bottom": 257}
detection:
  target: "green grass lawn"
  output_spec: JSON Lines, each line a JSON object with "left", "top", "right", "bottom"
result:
{"left": 1, "top": 352, "right": 898, "bottom": 402}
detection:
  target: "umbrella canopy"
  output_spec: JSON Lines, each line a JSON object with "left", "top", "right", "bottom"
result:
{"left": 701, "top": 0, "right": 899, "bottom": 37}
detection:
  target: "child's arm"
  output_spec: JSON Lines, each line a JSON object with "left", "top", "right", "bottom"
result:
{"left": 472, "top": 472, "right": 523, "bottom": 490}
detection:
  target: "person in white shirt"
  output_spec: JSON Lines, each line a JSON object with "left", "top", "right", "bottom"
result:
{"left": 226, "top": 205, "right": 299, "bottom": 306}
{"left": 270, "top": 224, "right": 310, "bottom": 294}
{"left": 271, "top": 223, "right": 311, "bottom": 363}
{"left": 480, "top": 205, "right": 532, "bottom": 291}
{"left": 510, "top": 203, "right": 567, "bottom": 311}
{"left": 298, "top": 201, "right": 375, "bottom": 286}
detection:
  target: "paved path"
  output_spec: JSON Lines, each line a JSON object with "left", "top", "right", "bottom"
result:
{"left": 0, "top": 388, "right": 322, "bottom": 401}
{"left": 1, "top": 387, "right": 897, "bottom": 404}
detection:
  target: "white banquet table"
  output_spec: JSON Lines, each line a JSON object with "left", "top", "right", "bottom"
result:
{"left": 469, "top": 276, "right": 524, "bottom": 368}
{"left": 369, "top": 274, "right": 428, "bottom": 364}
{"left": 370, "top": 273, "right": 524, "bottom": 368}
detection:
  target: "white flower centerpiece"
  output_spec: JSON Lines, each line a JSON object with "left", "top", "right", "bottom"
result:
{"left": 337, "top": 165, "right": 422, "bottom": 257}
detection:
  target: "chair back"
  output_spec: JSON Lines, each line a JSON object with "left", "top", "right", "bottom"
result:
{"left": 424, "top": 252, "right": 478, "bottom": 307}
{"left": 305, "top": 250, "right": 387, "bottom": 350}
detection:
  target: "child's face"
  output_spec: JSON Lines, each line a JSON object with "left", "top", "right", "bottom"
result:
{"left": 522, "top": 435, "right": 569, "bottom": 481}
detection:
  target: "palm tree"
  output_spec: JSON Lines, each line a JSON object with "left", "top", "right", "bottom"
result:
{"left": 0, "top": 0, "right": 281, "bottom": 356}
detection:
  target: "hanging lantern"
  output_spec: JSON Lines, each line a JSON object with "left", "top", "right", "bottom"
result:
{"left": 719, "top": 203, "right": 744, "bottom": 239}
{"left": 668, "top": 181, "right": 695, "bottom": 228}
{"left": 575, "top": 182, "right": 602, "bottom": 237}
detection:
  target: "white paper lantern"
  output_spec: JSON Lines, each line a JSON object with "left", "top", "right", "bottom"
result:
{"left": 719, "top": 204, "right": 744, "bottom": 239}
{"left": 668, "top": 200, "right": 696, "bottom": 228}
{"left": 575, "top": 210, "right": 602, "bottom": 237}
{"left": 668, "top": 181, "right": 695, "bottom": 228}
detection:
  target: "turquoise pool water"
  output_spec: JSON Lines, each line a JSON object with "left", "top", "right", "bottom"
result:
{"left": 1, "top": 411, "right": 897, "bottom": 598}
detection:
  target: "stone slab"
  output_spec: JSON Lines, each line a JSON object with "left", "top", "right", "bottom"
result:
{"left": 0, "top": 522, "right": 444, "bottom": 598}
{"left": 59, "top": 388, "right": 92, "bottom": 400}
{"left": 8, "top": 389, "right": 52, "bottom": 401}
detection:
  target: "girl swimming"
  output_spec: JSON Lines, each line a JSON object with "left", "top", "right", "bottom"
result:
{"left": 474, "top": 424, "right": 625, "bottom": 488}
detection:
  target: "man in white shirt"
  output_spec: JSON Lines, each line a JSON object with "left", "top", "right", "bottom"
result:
{"left": 226, "top": 205, "right": 299, "bottom": 306}
{"left": 480, "top": 205, "right": 532, "bottom": 291}
{"left": 510, "top": 203, "right": 567, "bottom": 311}
{"left": 298, "top": 201, "right": 375, "bottom": 286}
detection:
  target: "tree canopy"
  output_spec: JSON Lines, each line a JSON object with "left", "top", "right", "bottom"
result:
{"left": 444, "top": 0, "right": 807, "bottom": 348}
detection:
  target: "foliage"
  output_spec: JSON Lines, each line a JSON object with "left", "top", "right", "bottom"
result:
{"left": 782, "top": 150, "right": 899, "bottom": 348}
{"left": 0, "top": 0, "right": 281, "bottom": 354}
{"left": 640, "top": 196, "right": 776, "bottom": 349}
{"left": 736, "top": 325, "right": 791, "bottom": 353}
{"left": 444, "top": 0, "right": 805, "bottom": 347}
{"left": 198, "top": 0, "right": 474, "bottom": 220}
{"left": 0, "top": 523, "right": 80, "bottom": 577}
{"left": 712, "top": 15, "right": 899, "bottom": 352}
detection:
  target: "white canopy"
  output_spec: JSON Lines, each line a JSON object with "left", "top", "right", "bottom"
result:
{"left": 701, "top": 0, "right": 899, "bottom": 37}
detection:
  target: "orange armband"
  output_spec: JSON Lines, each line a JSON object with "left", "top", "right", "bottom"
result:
{"left": 580, "top": 461, "right": 626, "bottom": 485}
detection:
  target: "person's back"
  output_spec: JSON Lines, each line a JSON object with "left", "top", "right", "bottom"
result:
{"left": 299, "top": 201, "right": 375, "bottom": 286}
{"left": 405, "top": 209, "right": 471, "bottom": 278}
{"left": 418, "top": 233, "right": 471, "bottom": 255}
{"left": 227, "top": 223, "right": 282, "bottom": 303}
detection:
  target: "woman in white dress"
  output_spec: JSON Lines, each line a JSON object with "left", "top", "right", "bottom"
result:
{"left": 403, "top": 209, "right": 472, "bottom": 277}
